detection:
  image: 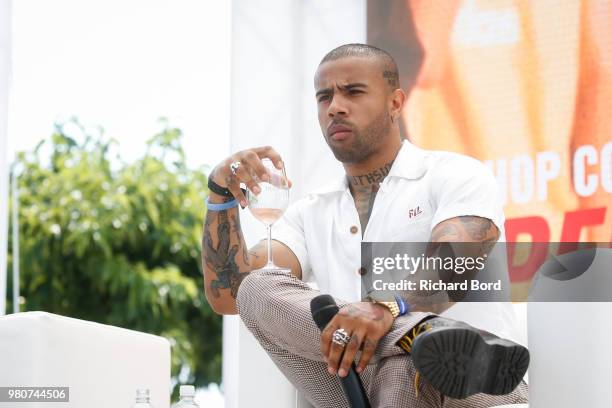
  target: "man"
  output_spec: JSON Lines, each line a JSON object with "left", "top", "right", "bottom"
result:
{"left": 203, "top": 44, "right": 528, "bottom": 407}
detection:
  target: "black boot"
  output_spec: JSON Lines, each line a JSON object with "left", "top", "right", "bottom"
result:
{"left": 397, "top": 317, "right": 530, "bottom": 399}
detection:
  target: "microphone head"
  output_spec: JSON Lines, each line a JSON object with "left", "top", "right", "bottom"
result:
{"left": 310, "top": 294, "right": 339, "bottom": 330}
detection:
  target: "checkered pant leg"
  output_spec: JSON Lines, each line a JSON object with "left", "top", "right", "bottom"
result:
{"left": 236, "top": 269, "right": 430, "bottom": 407}
{"left": 236, "top": 269, "right": 357, "bottom": 407}
{"left": 237, "top": 268, "right": 529, "bottom": 407}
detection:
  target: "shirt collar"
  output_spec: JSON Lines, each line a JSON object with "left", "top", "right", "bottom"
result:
{"left": 388, "top": 139, "right": 427, "bottom": 180}
{"left": 311, "top": 140, "right": 427, "bottom": 195}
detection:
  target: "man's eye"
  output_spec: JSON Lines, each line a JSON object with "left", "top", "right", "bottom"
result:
{"left": 349, "top": 89, "right": 363, "bottom": 95}
{"left": 318, "top": 95, "right": 330, "bottom": 102}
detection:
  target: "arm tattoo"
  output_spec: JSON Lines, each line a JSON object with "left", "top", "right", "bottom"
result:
{"left": 427, "top": 216, "right": 499, "bottom": 262}
{"left": 431, "top": 216, "right": 498, "bottom": 243}
{"left": 458, "top": 216, "right": 494, "bottom": 240}
{"left": 203, "top": 209, "right": 249, "bottom": 298}
{"left": 430, "top": 222, "right": 462, "bottom": 242}
{"left": 230, "top": 213, "right": 250, "bottom": 265}
{"left": 403, "top": 216, "right": 500, "bottom": 311}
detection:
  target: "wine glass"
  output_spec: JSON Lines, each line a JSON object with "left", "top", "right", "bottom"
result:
{"left": 246, "top": 158, "right": 290, "bottom": 271}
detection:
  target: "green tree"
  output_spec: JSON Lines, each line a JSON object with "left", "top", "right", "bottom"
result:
{"left": 7, "top": 119, "right": 221, "bottom": 394}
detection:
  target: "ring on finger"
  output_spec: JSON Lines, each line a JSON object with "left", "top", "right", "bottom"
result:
{"left": 229, "top": 161, "right": 242, "bottom": 176}
{"left": 332, "top": 328, "right": 351, "bottom": 348}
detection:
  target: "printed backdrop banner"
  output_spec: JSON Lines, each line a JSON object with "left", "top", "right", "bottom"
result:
{"left": 367, "top": 0, "right": 612, "bottom": 252}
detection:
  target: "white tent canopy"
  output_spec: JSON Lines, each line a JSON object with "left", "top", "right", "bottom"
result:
{"left": 0, "top": 0, "right": 12, "bottom": 317}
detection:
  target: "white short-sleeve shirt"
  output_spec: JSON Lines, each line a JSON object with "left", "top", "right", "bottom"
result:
{"left": 272, "top": 140, "right": 521, "bottom": 343}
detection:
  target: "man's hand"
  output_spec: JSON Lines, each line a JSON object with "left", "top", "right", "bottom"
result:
{"left": 209, "top": 146, "right": 288, "bottom": 207}
{"left": 320, "top": 302, "right": 394, "bottom": 377}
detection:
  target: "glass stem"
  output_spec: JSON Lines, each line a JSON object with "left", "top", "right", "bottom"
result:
{"left": 266, "top": 223, "right": 274, "bottom": 268}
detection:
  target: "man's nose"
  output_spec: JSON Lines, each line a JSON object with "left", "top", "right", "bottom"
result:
{"left": 327, "top": 95, "right": 347, "bottom": 117}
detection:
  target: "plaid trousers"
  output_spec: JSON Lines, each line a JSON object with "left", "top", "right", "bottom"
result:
{"left": 237, "top": 269, "right": 529, "bottom": 408}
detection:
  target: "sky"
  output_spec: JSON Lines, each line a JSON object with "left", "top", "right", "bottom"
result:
{"left": 8, "top": 0, "right": 231, "bottom": 172}
{"left": 8, "top": 1, "right": 231, "bottom": 405}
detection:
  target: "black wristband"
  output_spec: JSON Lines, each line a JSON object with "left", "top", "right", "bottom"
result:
{"left": 207, "top": 177, "right": 247, "bottom": 199}
{"left": 208, "top": 177, "right": 233, "bottom": 197}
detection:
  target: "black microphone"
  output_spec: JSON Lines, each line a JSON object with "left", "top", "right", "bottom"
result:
{"left": 310, "top": 294, "right": 371, "bottom": 408}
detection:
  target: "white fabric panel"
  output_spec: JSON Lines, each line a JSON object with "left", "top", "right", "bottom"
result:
{"left": 527, "top": 249, "right": 612, "bottom": 407}
{"left": 225, "top": 1, "right": 365, "bottom": 407}
{"left": 0, "top": 0, "right": 11, "bottom": 316}
{"left": 529, "top": 302, "right": 612, "bottom": 408}
{"left": 0, "top": 312, "right": 171, "bottom": 408}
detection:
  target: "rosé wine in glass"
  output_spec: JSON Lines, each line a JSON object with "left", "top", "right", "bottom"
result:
{"left": 246, "top": 158, "right": 290, "bottom": 271}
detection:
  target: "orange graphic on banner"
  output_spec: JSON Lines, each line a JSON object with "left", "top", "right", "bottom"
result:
{"left": 390, "top": 0, "right": 611, "bottom": 242}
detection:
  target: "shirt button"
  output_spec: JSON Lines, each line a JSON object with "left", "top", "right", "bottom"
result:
{"left": 350, "top": 225, "right": 359, "bottom": 234}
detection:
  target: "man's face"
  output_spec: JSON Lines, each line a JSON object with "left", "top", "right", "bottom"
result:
{"left": 314, "top": 56, "right": 393, "bottom": 164}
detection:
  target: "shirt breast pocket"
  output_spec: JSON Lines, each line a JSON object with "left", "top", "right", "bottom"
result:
{"left": 387, "top": 218, "right": 433, "bottom": 242}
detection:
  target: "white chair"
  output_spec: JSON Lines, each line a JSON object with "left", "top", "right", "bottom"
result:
{"left": 0, "top": 311, "right": 171, "bottom": 408}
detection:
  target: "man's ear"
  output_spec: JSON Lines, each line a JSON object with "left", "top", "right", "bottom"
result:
{"left": 389, "top": 88, "right": 407, "bottom": 122}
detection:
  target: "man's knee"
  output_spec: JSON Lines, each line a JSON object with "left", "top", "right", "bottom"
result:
{"left": 236, "top": 270, "right": 306, "bottom": 353}
{"left": 236, "top": 271, "right": 265, "bottom": 323}
{"left": 237, "top": 269, "right": 299, "bottom": 315}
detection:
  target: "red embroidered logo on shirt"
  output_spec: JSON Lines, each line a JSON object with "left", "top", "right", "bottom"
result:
{"left": 408, "top": 206, "right": 423, "bottom": 219}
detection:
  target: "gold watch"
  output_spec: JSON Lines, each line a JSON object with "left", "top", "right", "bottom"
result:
{"left": 370, "top": 299, "right": 400, "bottom": 319}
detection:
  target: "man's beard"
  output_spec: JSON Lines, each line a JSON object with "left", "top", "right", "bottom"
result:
{"left": 326, "top": 110, "right": 392, "bottom": 164}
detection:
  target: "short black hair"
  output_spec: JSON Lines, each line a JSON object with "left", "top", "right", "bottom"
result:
{"left": 319, "top": 43, "right": 400, "bottom": 89}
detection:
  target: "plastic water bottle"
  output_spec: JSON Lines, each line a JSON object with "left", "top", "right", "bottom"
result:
{"left": 132, "top": 388, "right": 154, "bottom": 408}
{"left": 173, "top": 385, "right": 199, "bottom": 408}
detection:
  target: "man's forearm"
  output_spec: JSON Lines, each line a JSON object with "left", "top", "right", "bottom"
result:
{"left": 403, "top": 216, "right": 500, "bottom": 313}
{"left": 202, "top": 196, "right": 261, "bottom": 314}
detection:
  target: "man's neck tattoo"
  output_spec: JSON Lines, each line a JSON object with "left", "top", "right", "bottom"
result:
{"left": 348, "top": 161, "right": 394, "bottom": 186}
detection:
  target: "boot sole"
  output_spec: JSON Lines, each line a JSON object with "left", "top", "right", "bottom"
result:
{"left": 411, "top": 327, "right": 529, "bottom": 399}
